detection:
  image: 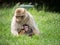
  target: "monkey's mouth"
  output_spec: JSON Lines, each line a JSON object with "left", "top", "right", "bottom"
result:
{"left": 16, "top": 20, "right": 21, "bottom": 23}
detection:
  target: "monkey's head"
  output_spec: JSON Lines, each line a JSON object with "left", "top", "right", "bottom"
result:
{"left": 15, "top": 8, "right": 27, "bottom": 23}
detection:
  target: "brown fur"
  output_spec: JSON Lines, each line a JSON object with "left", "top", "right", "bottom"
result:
{"left": 11, "top": 8, "right": 40, "bottom": 36}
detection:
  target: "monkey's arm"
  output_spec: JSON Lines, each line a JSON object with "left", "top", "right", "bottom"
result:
{"left": 27, "top": 13, "right": 40, "bottom": 35}
{"left": 28, "top": 19, "right": 40, "bottom": 35}
{"left": 11, "top": 17, "right": 19, "bottom": 36}
{"left": 11, "top": 29, "right": 18, "bottom": 36}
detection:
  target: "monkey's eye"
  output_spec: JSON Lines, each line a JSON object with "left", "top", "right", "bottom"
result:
{"left": 16, "top": 16, "right": 24, "bottom": 19}
{"left": 21, "top": 16, "right": 24, "bottom": 19}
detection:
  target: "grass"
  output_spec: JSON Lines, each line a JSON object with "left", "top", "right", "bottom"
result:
{"left": 0, "top": 7, "right": 60, "bottom": 45}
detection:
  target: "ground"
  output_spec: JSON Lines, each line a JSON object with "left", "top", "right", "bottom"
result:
{"left": 0, "top": 7, "right": 60, "bottom": 45}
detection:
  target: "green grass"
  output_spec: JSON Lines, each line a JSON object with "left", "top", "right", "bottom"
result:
{"left": 0, "top": 8, "right": 60, "bottom": 45}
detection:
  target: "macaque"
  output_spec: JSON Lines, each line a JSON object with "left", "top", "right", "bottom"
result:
{"left": 19, "top": 24, "right": 34, "bottom": 36}
{"left": 11, "top": 8, "right": 40, "bottom": 36}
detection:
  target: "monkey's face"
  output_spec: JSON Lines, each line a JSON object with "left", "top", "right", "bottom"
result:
{"left": 15, "top": 8, "right": 26, "bottom": 23}
{"left": 16, "top": 14, "right": 25, "bottom": 22}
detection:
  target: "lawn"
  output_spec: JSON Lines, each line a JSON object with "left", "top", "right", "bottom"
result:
{"left": 0, "top": 7, "right": 60, "bottom": 45}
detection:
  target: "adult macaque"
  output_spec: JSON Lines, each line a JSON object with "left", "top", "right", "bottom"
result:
{"left": 11, "top": 8, "right": 40, "bottom": 36}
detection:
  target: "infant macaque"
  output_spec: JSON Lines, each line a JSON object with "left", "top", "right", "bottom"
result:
{"left": 19, "top": 24, "right": 34, "bottom": 36}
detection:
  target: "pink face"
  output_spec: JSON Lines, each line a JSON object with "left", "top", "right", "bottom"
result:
{"left": 24, "top": 26, "right": 29, "bottom": 31}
